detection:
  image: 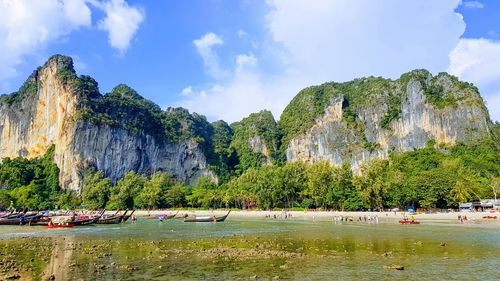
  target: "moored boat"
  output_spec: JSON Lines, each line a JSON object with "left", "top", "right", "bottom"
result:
{"left": 0, "top": 213, "right": 43, "bottom": 225}
{"left": 97, "top": 210, "right": 133, "bottom": 224}
{"left": 122, "top": 210, "right": 135, "bottom": 223}
{"left": 184, "top": 210, "right": 231, "bottom": 223}
{"left": 157, "top": 211, "right": 179, "bottom": 221}
{"left": 0, "top": 210, "right": 14, "bottom": 218}
{"left": 47, "top": 216, "right": 76, "bottom": 228}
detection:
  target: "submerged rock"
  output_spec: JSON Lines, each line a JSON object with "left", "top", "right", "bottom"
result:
{"left": 383, "top": 265, "right": 405, "bottom": 270}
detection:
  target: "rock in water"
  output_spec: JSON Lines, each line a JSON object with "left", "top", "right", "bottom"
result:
{"left": 383, "top": 265, "right": 405, "bottom": 270}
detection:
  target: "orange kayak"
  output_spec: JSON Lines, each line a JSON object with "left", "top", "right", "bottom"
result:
{"left": 399, "top": 219, "right": 421, "bottom": 224}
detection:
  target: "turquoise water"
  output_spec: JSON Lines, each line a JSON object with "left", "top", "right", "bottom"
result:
{"left": 0, "top": 219, "right": 499, "bottom": 280}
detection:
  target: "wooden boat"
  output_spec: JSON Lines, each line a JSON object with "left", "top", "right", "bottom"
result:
{"left": 0, "top": 210, "right": 14, "bottom": 218}
{"left": 122, "top": 210, "right": 135, "bottom": 222}
{"left": 97, "top": 210, "right": 127, "bottom": 224}
{"left": 97, "top": 210, "right": 135, "bottom": 224}
{"left": 482, "top": 215, "right": 497, "bottom": 219}
{"left": 399, "top": 219, "right": 421, "bottom": 225}
{"left": 72, "top": 210, "right": 104, "bottom": 226}
{"left": 157, "top": 211, "right": 179, "bottom": 221}
{"left": 47, "top": 216, "right": 75, "bottom": 228}
{"left": 0, "top": 213, "right": 43, "bottom": 225}
{"left": 184, "top": 210, "right": 231, "bottom": 223}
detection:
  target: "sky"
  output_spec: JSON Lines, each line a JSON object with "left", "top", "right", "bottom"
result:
{"left": 0, "top": 0, "right": 499, "bottom": 122}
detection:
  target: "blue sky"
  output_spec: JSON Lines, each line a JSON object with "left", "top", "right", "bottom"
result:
{"left": 1, "top": 0, "right": 499, "bottom": 122}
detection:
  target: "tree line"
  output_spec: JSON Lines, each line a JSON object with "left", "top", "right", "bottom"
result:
{"left": 0, "top": 140, "right": 497, "bottom": 211}
{"left": 79, "top": 139, "right": 498, "bottom": 210}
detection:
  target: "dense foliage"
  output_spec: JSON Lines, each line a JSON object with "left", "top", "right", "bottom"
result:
{"left": 230, "top": 110, "right": 282, "bottom": 173}
{"left": 0, "top": 71, "right": 39, "bottom": 106}
{"left": 77, "top": 138, "right": 498, "bottom": 210}
{"left": 0, "top": 145, "right": 79, "bottom": 210}
{"left": 81, "top": 171, "right": 188, "bottom": 210}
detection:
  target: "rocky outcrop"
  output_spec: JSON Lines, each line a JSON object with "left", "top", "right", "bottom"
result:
{"left": 0, "top": 55, "right": 213, "bottom": 191}
{"left": 231, "top": 110, "right": 279, "bottom": 166}
{"left": 286, "top": 72, "right": 492, "bottom": 171}
{"left": 247, "top": 135, "right": 272, "bottom": 164}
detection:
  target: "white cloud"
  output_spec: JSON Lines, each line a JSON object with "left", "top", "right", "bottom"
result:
{"left": 0, "top": 0, "right": 144, "bottom": 92}
{"left": 462, "top": 1, "right": 484, "bottom": 9}
{"left": 178, "top": 52, "right": 292, "bottom": 122}
{"left": 181, "top": 86, "right": 193, "bottom": 95}
{"left": 0, "top": 0, "right": 91, "bottom": 82}
{"left": 237, "top": 29, "right": 247, "bottom": 38}
{"left": 266, "top": 0, "right": 465, "bottom": 83}
{"left": 235, "top": 53, "right": 257, "bottom": 73}
{"left": 181, "top": 0, "right": 471, "bottom": 122}
{"left": 193, "top": 32, "right": 228, "bottom": 79}
{"left": 448, "top": 38, "right": 500, "bottom": 121}
{"left": 96, "top": 0, "right": 145, "bottom": 54}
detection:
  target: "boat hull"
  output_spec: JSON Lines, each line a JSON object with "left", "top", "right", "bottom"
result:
{"left": 184, "top": 211, "right": 230, "bottom": 223}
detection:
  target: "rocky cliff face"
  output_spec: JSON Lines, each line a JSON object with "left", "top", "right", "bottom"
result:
{"left": 0, "top": 56, "right": 213, "bottom": 191}
{"left": 230, "top": 110, "right": 280, "bottom": 167}
{"left": 285, "top": 71, "right": 492, "bottom": 170}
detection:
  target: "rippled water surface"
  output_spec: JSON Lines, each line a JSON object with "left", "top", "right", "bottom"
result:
{"left": 0, "top": 218, "right": 499, "bottom": 280}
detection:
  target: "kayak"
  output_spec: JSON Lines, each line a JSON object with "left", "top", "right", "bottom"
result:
{"left": 399, "top": 219, "right": 421, "bottom": 224}
{"left": 482, "top": 216, "right": 497, "bottom": 219}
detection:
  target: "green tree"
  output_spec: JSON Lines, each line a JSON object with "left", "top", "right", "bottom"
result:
{"left": 281, "top": 162, "right": 307, "bottom": 208}
{"left": 0, "top": 190, "right": 11, "bottom": 210}
{"left": 186, "top": 176, "right": 219, "bottom": 208}
{"left": 305, "top": 161, "right": 336, "bottom": 209}
{"left": 137, "top": 172, "right": 172, "bottom": 209}
{"left": 353, "top": 159, "right": 389, "bottom": 209}
{"left": 164, "top": 184, "right": 188, "bottom": 208}
{"left": 82, "top": 171, "right": 112, "bottom": 210}
{"left": 107, "top": 171, "right": 146, "bottom": 209}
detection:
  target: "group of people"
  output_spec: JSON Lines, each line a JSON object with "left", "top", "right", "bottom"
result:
{"left": 264, "top": 210, "right": 293, "bottom": 220}
{"left": 457, "top": 214, "right": 469, "bottom": 224}
{"left": 332, "top": 215, "right": 379, "bottom": 224}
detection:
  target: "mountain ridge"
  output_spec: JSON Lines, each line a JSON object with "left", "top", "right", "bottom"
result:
{"left": 0, "top": 55, "right": 496, "bottom": 191}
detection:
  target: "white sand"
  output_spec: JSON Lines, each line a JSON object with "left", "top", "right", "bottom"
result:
{"left": 134, "top": 209, "right": 499, "bottom": 224}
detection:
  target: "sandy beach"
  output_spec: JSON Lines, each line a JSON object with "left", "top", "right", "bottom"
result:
{"left": 134, "top": 209, "right": 500, "bottom": 224}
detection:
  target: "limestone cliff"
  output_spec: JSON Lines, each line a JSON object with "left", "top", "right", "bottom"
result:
{"left": 230, "top": 110, "right": 280, "bottom": 168}
{"left": 0, "top": 55, "right": 213, "bottom": 191}
{"left": 283, "top": 70, "right": 493, "bottom": 170}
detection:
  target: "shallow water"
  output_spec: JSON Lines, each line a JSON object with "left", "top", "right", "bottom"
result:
{"left": 0, "top": 219, "right": 499, "bottom": 280}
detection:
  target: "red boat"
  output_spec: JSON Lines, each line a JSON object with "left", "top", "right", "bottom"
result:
{"left": 399, "top": 219, "right": 421, "bottom": 224}
{"left": 482, "top": 215, "right": 497, "bottom": 219}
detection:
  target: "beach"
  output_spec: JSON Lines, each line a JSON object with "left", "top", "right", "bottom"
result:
{"left": 134, "top": 209, "right": 500, "bottom": 224}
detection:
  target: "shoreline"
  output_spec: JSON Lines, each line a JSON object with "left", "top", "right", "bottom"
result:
{"left": 134, "top": 209, "right": 499, "bottom": 224}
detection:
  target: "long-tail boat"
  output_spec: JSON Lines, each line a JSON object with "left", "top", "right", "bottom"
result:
{"left": 122, "top": 210, "right": 135, "bottom": 222}
{"left": 184, "top": 210, "right": 231, "bottom": 223}
{"left": 72, "top": 209, "right": 104, "bottom": 226}
{"left": 0, "top": 212, "right": 43, "bottom": 225}
{"left": 0, "top": 210, "right": 14, "bottom": 218}
{"left": 97, "top": 210, "right": 131, "bottom": 224}
{"left": 157, "top": 211, "right": 179, "bottom": 221}
{"left": 46, "top": 210, "right": 104, "bottom": 228}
